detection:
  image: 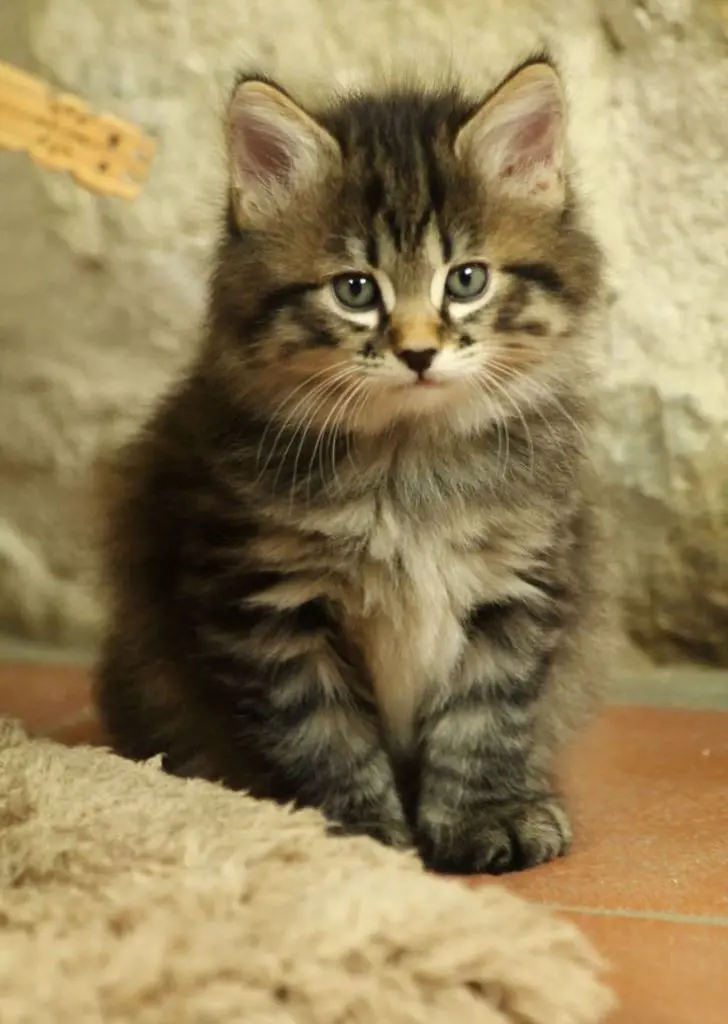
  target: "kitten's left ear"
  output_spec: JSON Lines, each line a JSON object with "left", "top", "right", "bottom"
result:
{"left": 226, "top": 77, "right": 341, "bottom": 225}
{"left": 455, "top": 60, "right": 566, "bottom": 208}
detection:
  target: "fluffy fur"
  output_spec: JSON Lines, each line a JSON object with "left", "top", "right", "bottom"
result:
{"left": 95, "top": 56, "right": 613, "bottom": 874}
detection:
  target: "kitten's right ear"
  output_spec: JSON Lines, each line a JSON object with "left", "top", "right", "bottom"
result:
{"left": 226, "top": 77, "right": 340, "bottom": 225}
{"left": 455, "top": 60, "right": 567, "bottom": 209}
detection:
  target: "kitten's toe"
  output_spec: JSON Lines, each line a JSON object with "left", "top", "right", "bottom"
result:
{"left": 325, "top": 804, "right": 413, "bottom": 850}
{"left": 418, "top": 796, "right": 572, "bottom": 875}
{"left": 326, "top": 817, "right": 413, "bottom": 849}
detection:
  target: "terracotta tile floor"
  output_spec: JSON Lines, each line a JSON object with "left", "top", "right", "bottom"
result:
{"left": 0, "top": 659, "right": 104, "bottom": 745}
{"left": 0, "top": 656, "right": 726, "bottom": 1022}
{"left": 482, "top": 706, "right": 728, "bottom": 1023}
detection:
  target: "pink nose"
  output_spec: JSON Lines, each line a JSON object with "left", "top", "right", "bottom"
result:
{"left": 396, "top": 349, "right": 437, "bottom": 375}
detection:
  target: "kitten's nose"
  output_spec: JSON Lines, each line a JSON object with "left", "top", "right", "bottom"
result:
{"left": 397, "top": 348, "right": 437, "bottom": 375}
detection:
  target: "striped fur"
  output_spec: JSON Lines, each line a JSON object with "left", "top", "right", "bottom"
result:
{"left": 95, "top": 58, "right": 613, "bottom": 874}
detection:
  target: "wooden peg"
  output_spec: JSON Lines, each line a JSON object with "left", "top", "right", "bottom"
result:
{"left": 0, "top": 60, "right": 156, "bottom": 200}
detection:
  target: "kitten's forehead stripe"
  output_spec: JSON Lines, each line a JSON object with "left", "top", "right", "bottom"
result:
{"left": 364, "top": 174, "right": 385, "bottom": 219}
{"left": 365, "top": 234, "right": 379, "bottom": 268}
{"left": 363, "top": 175, "right": 385, "bottom": 266}
{"left": 421, "top": 141, "right": 447, "bottom": 216}
{"left": 322, "top": 90, "right": 469, "bottom": 265}
{"left": 384, "top": 209, "right": 403, "bottom": 253}
{"left": 412, "top": 208, "right": 432, "bottom": 250}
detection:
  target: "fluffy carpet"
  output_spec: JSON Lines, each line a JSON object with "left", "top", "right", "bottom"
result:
{"left": 0, "top": 719, "right": 614, "bottom": 1023}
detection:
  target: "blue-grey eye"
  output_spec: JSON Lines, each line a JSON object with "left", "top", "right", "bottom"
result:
{"left": 445, "top": 263, "right": 489, "bottom": 302}
{"left": 332, "top": 273, "right": 380, "bottom": 311}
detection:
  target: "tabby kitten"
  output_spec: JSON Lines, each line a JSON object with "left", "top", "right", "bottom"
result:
{"left": 96, "top": 55, "right": 611, "bottom": 874}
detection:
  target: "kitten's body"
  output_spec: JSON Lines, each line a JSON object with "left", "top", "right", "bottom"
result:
{"left": 97, "top": 61, "right": 613, "bottom": 873}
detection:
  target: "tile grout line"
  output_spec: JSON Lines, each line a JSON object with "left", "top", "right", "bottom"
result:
{"left": 544, "top": 903, "right": 728, "bottom": 927}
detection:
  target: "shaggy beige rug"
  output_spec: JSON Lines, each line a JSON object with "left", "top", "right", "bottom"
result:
{"left": 0, "top": 719, "right": 614, "bottom": 1023}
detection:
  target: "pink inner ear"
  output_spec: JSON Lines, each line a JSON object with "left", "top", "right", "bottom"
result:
{"left": 519, "top": 110, "right": 555, "bottom": 154}
{"left": 233, "top": 115, "right": 294, "bottom": 186}
{"left": 503, "top": 109, "right": 559, "bottom": 177}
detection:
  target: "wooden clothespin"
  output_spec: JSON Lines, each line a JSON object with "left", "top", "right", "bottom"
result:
{"left": 0, "top": 60, "right": 155, "bottom": 200}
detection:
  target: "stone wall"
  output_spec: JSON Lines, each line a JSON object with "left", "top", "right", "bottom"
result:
{"left": 0, "top": 0, "right": 727, "bottom": 662}
{"left": 596, "top": 0, "right": 728, "bottom": 661}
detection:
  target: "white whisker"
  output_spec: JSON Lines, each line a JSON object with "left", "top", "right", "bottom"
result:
{"left": 256, "top": 365, "right": 347, "bottom": 476}
{"left": 478, "top": 370, "right": 535, "bottom": 476}
{"left": 306, "top": 376, "right": 362, "bottom": 501}
{"left": 346, "top": 381, "right": 374, "bottom": 472}
{"left": 467, "top": 375, "right": 511, "bottom": 479}
{"left": 283, "top": 370, "right": 358, "bottom": 501}
{"left": 488, "top": 359, "right": 586, "bottom": 458}
{"left": 328, "top": 379, "right": 369, "bottom": 493}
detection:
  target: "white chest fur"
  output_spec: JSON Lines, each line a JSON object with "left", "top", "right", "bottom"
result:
{"left": 346, "top": 500, "right": 500, "bottom": 749}
{"left": 293, "top": 478, "right": 549, "bottom": 749}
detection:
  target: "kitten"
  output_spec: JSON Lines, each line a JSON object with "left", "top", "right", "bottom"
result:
{"left": 95, "top": 55, "right": 613, "bottom": 874}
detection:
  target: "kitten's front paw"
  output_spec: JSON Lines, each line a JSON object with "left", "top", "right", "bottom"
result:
{"left": 418, "top": 796, "right": 572, "bottom": 875}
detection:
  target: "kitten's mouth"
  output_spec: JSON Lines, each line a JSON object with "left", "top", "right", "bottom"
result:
{"left": 393, "top": 378, "right": 443, "bottom": 392}
{"left": 390, "top": 375, "right": 451, "bottom": 394}
{"left": 404, "top": 372, "right": 445, "bottom": 388}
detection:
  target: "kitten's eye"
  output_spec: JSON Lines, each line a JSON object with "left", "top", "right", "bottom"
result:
{"left": 331, "top": 273, "right": 380, "bottom": 311}
{"left": 445, "top": 263, "right": 489, "bottom": 302}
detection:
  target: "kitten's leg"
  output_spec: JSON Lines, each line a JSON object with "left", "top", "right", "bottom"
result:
{"left": 416, "top": 591, "right": 573, "bottom": 875}
{"left": 196, "top": 582, "right": 411, "bottom": 848}
{"left": 261, "top": 646, "right": 411, "bottom": 847}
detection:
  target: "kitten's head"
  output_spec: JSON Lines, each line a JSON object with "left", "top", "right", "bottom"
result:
{"left": 210, "top": 57, "right": 603, "bottom": 436}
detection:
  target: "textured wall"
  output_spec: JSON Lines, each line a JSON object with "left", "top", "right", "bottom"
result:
{"left": 597, "top": 0, "right": 728, "bottom": 660}
{"left": 0, "top": 0, "right": 726, "bottom": 661}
